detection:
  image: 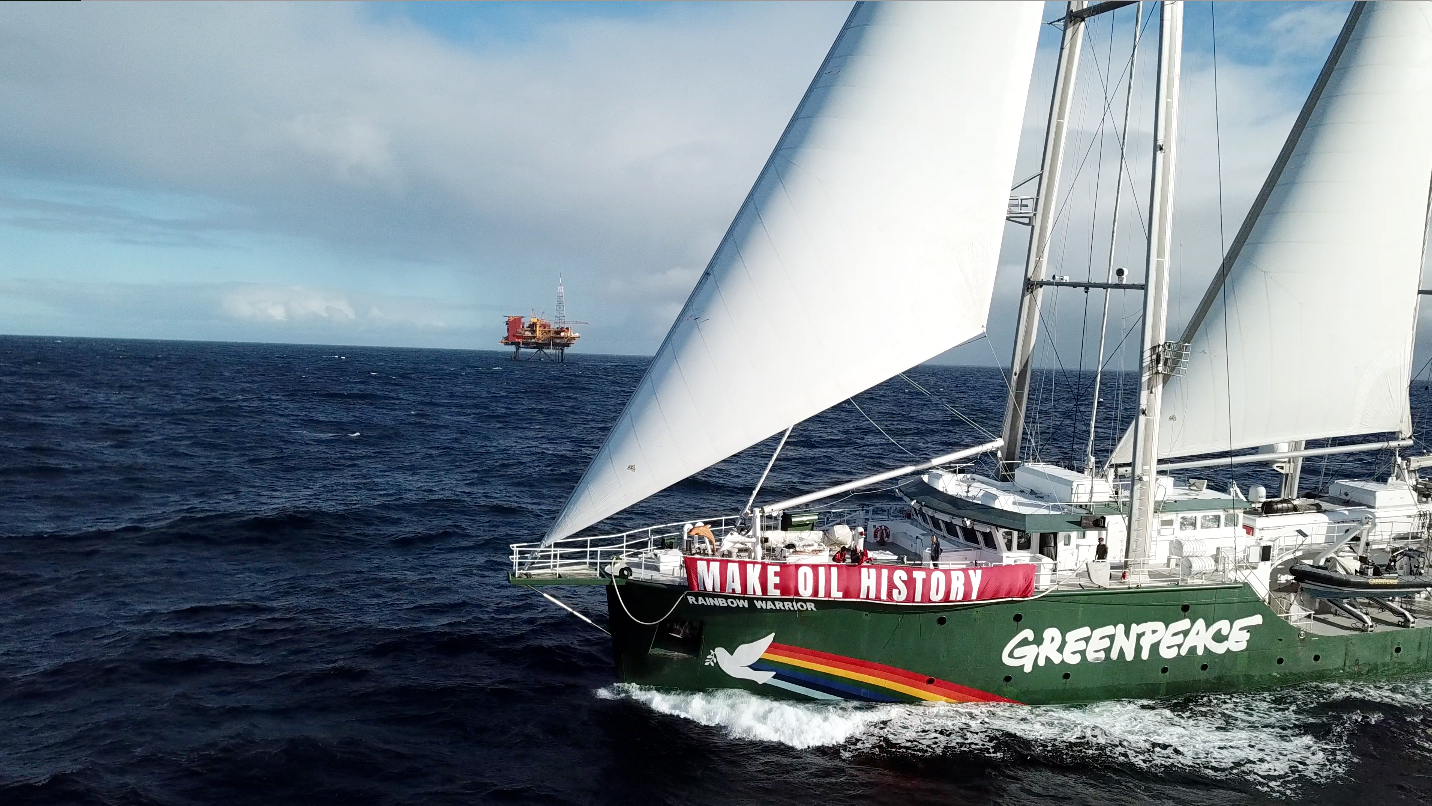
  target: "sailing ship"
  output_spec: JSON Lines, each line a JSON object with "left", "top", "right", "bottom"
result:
{"left": 509, "top": 1, "right": 1432, "bottom": 705}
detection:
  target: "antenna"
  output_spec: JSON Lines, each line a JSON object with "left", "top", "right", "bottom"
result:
{"left": 555, "top": 276, "right": 566, "bottom": 327}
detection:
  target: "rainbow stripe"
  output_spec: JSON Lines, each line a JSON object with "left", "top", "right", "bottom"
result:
{"left": 751, "top": 642, "right": 1016, "bottom": 704}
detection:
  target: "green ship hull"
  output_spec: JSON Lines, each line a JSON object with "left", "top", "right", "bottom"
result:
{"left": 606, "top": 579, "right": 1432, "bottom": 705}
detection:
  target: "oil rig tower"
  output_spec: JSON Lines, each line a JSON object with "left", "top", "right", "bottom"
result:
{"left": 501, "top": 278, "right": 582, "bottom": 361}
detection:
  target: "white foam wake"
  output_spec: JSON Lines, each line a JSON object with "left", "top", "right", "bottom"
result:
{"left": 601, "top": 677, "right": 1432, "bottom": 795}
{"left": 598, "top": 685, "right": 902, "bottom": 749}
{"left": 858, "top": 693, "right": 1342, "bottom": 795}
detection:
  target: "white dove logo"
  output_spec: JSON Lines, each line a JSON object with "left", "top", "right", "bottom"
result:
{"left": 708, "top": 633, "right": 776, "bottom": 684}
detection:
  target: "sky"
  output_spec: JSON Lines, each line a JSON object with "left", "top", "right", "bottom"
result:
{"left": 1, "top": 0, "right": 1397, "bottom": 368}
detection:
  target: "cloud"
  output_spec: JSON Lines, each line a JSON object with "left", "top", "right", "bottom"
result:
{"left": 221, "top": 285, "right": 357, "bottom": 323}
{"left": 0, "top": 192, "right": 233, "bottom": 248}
{"left": 0, "top": 1, "right": 1386, "bottom": 364}
{"left": 0, "top": 1, "right": 851, "bottom": 353}
{"left": 0, "top": 278, "right": 497, "bottom": 347}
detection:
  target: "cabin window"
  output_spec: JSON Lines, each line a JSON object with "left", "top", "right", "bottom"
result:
{"left": 1179, "top": 516, "right": 1197, "bottom": 531}
{"left": 957, "top": 525, "right": 979, "bottom": 545}
{"left": 1200, "top": 515, "right": 1221, "bottom": 530}
{"left": 1016, "top": 532, "right": 1032, "bottom": 551}
{"left": 1160, "top": 518, "right": 1175, "bottom": 528}
{"left": 999, "top": 529, "right": 1016, "bottom": 552}
{"left": 981, "top": 532, "right": 998, "bottom": 550}
{"left": 1224, "top": 513, "right": 1239, "bottom": 527}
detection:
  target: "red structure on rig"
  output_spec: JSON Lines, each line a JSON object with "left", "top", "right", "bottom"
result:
{"left": 501, "top": 278, "right": 582, "bottom": 361}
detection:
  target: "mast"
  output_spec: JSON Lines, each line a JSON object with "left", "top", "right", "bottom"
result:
{"left": 999, "top": 1, "right": 1088, "bottom": 478}
{"left": 1125, "top": 0, "right": 1183, "bottom": 578}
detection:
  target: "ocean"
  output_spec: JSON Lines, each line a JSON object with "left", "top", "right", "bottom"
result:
{"left": 2, "top": 334, "right": 1430, "bottom": 805}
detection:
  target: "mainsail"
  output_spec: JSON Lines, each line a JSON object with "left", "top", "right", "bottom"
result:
{"left": 546, "top": 1, "right": 1042, "bottom": 541}
{"left": 1112, "top": 1, "right": 1432, "bottom": 464}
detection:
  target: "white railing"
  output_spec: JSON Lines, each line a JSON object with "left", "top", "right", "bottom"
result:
{"left": 511, "top": 504, "right": 1304, "bottom": 593}
{"left": 510, "top": 508, "right": 875, "bottom": 579}
{"left": 510, "top": 515, "right": 738, "bottom": 579}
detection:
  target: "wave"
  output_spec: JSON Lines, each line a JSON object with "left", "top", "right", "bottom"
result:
{"left": 602, "top": 677, "right": 1432, "bottom": 796}
{"left": 599, "top": 685, "right": 902, "bottom": 749}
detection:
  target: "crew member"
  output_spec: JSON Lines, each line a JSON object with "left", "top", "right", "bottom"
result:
{"left": 930, "top": 534, "right": 943, "bottom": 567}
{"left": 1095, "top": 536, "right": 1108, "bottom": 561}
{"left": 689, "top": 522, "right": 716, "bottom": 553}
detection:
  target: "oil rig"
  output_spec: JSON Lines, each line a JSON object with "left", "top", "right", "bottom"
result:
{"left": 501, "top": 278, "right": 582, "bottom": 361}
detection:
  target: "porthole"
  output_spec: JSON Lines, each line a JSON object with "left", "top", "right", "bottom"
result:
{"left": 1160, "top": 666, "right": 1169, "bottom": 674}
{"left": 1199, "top": 663, "right": 1208, "bottom": 672}
{"left": 1062, "top": 672, "right": 1071, "bottom": 680}
{"left": 1181, "top": 604, "right": 1190, "bottom": 613}
{"left": 926, "top": 677, "right": 935, "bottom": 685}
{"left": 1395, "top": 646, "right": 1403, "bottom": 655}
{"left": 1313, "top": 654, "right": 1321, "bottom": 662}
{"left": 937, "top": 616, "right": 947, "bottom": 626}
{"left": 1013, "top": 613, "right": 1023, "bottom": 623}
{"left": 1003, "top": 675, "right": 1012, "bottom": 683}
{"left": 1276, "top": 657, "right": 1284, "bottom": 665}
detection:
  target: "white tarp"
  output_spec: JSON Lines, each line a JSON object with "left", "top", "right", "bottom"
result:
{"left": 547, "top": 1, "right": 1042, "bottom": 541}
{"left": 1112, "top": 1, "right": 1432, "bottom": 463}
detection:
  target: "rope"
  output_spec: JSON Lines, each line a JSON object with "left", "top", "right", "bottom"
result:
{"left": 610, "top": 580, "right": 688, "bottom": 627}
{"left": 983, "top": 334, "right": 1016, "bottom": 399}
{"left": 1040, "top": 8, "right": 1155, "bottom": 248}
{"left": 898, "top": 373, "right": 998, "bottom": 441}
{"left": 850, "top": 398, "right": 916, "bottom": 457}
{"left": 1212, "top": 2, "right": 1237, "bottom": 473}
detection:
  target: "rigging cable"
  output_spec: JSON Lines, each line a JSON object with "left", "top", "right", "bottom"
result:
{"left": 1038, "top": 8, "right": 1157, "bottom": 259}
{"left": 1212, "top": 1, "right": 1238, "bottom": 477}
{"left": 982, "top": 333, "right": 1016, "bottom": 399}
{"left": 849, "top": 398, "right": 916, "bottom": 457}
{"left": 1068, "top": 10, "right": 1118, "bottom": 467}
{"left": 1069, "top": 16, "right": 1107, "bottom": 464}
{"left": 1085, "top": 1, "right": 1141, "bottom": 473}
{"left": 898, "top": 372, "right": 999, "bottom": 441}
{"left": 1040, "top": 14, "right": 1102, "bottom": 463}
{"left": 1025, "top": 10, "right": 1153, "bottom": 465}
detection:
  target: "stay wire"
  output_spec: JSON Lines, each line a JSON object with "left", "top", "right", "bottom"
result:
{"left": 898, "top": 372, "right": 999, "bottom": 441}
{"left": 1040, "top": 8, "right": 1155, "bottom": 248}
{"left": 1034, "top": 12, "right": 1151, "bottom": 466}
{"left": 849, "top": 398, "right": 916, "bottom": 457}
{"left": 1212, "top": 2, "right": 1237, "bottom": 472}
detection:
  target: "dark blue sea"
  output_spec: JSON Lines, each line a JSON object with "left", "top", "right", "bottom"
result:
{"left": 3, "top": 335, "right": 1431, "bottom": 805}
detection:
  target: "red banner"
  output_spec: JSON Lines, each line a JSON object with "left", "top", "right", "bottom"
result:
{"left": 682, "top": 558, "right": 1034, "bottom": 604}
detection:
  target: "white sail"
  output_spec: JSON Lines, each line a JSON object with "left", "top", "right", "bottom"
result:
{"left": 546, "top": 1, "right": 1042, "bottom": 541}
{"left": 1111, "top": 1, "right": 1432, "bottom": 464}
